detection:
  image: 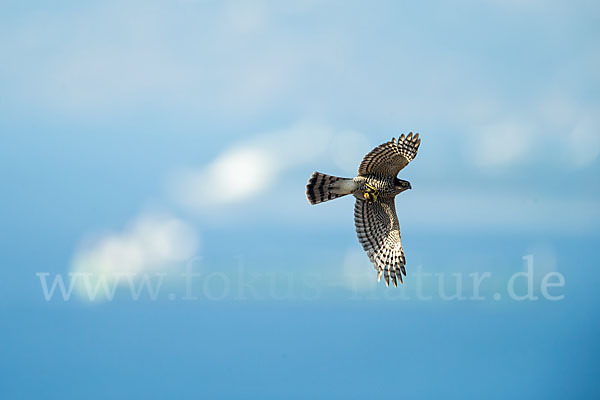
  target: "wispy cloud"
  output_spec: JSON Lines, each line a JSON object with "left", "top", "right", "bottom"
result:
{"left": 4, "top": 0, "right": 597, "bottom": 164}
{"left": 166, "top": 122, "right": 369, "bottom": 214}
{"left": 470, "top": 120, "right": 536, "bottom": 168}
{"left": 70, "top": 212, "right": 198, "bottom": 299}
{"left": 1, "top": 1, "right": 325, "bottom": 116}
{"left": 23, "top": 0, "right": 595, "bottom": 299}
{"left": 163, "top": 117, "right": 598, "bottom": 232}
{"left": 466, "top": 102, "right": 600, "bottom": 170}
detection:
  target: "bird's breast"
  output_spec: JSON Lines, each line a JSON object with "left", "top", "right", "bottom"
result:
{"left": 356, "top": 176, "right": 395, "bottom": 195}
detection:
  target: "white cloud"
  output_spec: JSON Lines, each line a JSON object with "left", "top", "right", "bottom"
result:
{"left": 66, "top": 121, "right": 372, "bottom": 302}
{"left": 162, "top": 117, "right": 599, "bottom": 233}
{"left": 167, "top": 122, "right": 364, "bottom": 214}
{"left": 71, "top": 213, "right": 198, "bottom": 290}
{"left": 5, "top": 0, "right": 596, "bottom": 163}
{"left": 471, "top": 120, "right": 535, "bottom": 168}
{"left": 466, "top": 100, "right": 599, "bottom": 171}
{"left": 169, "top": 146, "right": 276, "bottom": 209}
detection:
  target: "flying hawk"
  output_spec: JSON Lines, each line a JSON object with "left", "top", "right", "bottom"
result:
{"left": 306, "top": 132, "right": 421, "bottom": 287}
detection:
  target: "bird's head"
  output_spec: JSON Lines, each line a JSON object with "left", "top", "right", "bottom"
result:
{"left": 394, "top": 178, "right": 411, "bottom": 192}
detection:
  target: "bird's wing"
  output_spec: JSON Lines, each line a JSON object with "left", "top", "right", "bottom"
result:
{"left": 354, "top": 197, "right": 406, "bottom": 286}
{"left": 358, "top": 132, "right": 421, "bottom": 177}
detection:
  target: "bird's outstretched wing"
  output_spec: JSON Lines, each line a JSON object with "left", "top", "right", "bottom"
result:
{"left": 354, "top": 198, "right": 406, "bottom": 286}
{"left": 358, "top": 132, "right": 421, "bottom": 177}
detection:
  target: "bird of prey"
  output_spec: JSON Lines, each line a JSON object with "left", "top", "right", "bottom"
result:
{"left": 306, "top": 132, "right": 421, "bottom": 287}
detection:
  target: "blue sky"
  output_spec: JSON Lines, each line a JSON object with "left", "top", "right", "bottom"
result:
{"left": 1, "top": 1, "right": 599, "bottom": 398}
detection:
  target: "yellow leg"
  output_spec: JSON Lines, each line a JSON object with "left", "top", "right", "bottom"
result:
{"left": 363, "top": 183, "right": 379, "bottom": 202}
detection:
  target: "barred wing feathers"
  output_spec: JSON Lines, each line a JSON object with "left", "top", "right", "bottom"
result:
{"left": 358, "top": 132, "right": 421, "bottom": 177}
{"left": 354, "top": 198, "right": 406, "bottom": 286}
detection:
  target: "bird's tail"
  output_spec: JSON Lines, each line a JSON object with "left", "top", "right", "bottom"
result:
{"left": 306, "top": 172, "right": 357, "bottom": 205}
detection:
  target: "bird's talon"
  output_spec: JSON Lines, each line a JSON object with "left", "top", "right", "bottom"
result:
{"left": 364, "top": 183, "right": 379, "bottom": 202}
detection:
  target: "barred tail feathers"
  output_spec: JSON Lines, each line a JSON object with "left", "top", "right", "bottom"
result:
{"left": 306, "top": 172, "right": 356, "bottom": 205}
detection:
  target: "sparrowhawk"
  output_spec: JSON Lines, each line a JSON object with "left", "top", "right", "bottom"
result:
{"left": 306, "top": 132, "right": 421, "bottom": 287}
